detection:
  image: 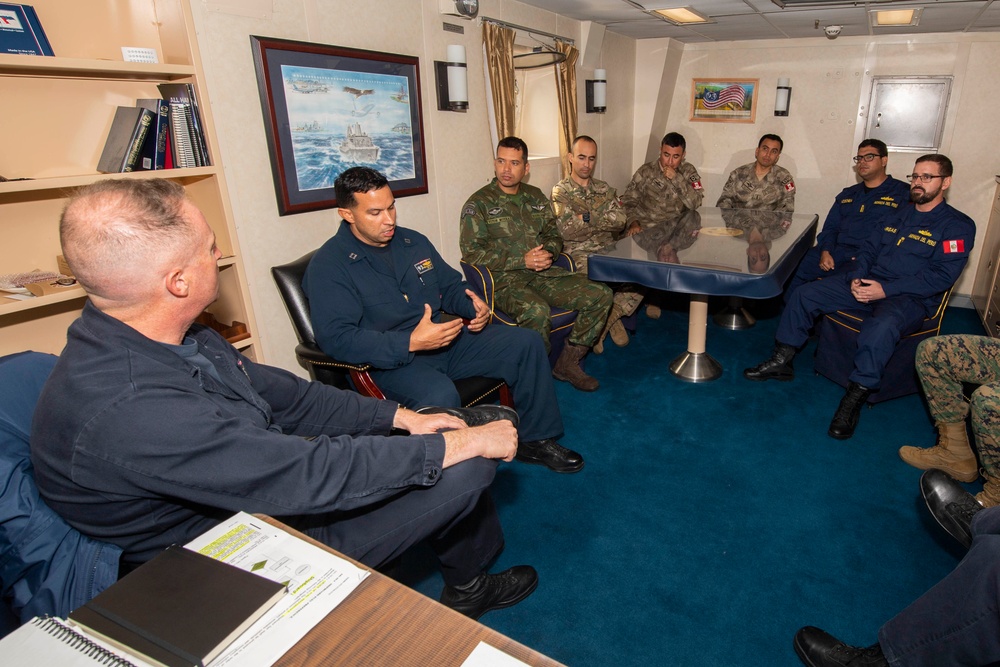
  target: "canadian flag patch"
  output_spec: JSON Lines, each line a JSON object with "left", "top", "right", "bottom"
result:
{"left": 691, "top": 180, "right": 703, "bottom": 190}
{"left": 943, "top": 239, "right": 965, "bottom": 254}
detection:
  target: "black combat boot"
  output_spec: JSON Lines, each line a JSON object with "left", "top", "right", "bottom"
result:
{"left": 743, "top": 343, "right": 797, "bottom": 381}
{"left": 827, "top": 382, "right": 872, "bottom": 440}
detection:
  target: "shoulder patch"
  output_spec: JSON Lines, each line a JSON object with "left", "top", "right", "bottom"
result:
{"left": 784, "top": 180, "right": 795, "bottom": 192}
{"left": 943, "top": 239, "right": 966, "bottom": 254}
{"left": 691, "top": 179, "right": 703, "bottom": 190}
{"left": 463, "top": 204, "right": 476, "bottom": 217}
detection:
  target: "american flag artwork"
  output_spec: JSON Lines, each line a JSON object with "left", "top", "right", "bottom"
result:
{"left": 701, "top": 84, "right": 747, "bottom": 109}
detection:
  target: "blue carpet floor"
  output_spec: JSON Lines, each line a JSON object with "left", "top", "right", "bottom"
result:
{"left": 400, "top": 301, "right": 985, "bottom": 666}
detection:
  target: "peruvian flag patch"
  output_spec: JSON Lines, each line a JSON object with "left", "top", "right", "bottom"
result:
{"left": 943, "top": 239, "right": 965, "bottom": 254}
{"left": 692, "top": 180, "right": 703, "bottom": 190}
{"left": 784, "top": 180, "right": 795, "bottom": 192}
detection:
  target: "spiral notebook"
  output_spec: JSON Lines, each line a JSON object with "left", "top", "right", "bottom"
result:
{"left": 1, "top": 616, "right": 155, "bottom": 667}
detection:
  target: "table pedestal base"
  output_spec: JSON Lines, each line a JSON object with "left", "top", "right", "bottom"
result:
{"left": 713, "top": 296, "right": 756, "bottom": 330}
{"left": 670, "top": 351, "right": 722, "bottom": 382}
{"left": 671, "top": 294, "right": 723, "bottom": 382}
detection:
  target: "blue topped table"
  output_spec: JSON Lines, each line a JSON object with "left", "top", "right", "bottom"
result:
{"left": 588, "top": 207, "right": 818, "bottom": 381}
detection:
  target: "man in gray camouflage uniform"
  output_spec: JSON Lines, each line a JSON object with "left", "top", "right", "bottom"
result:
{"left": 552, "top": 135, "right": 640, "bottom": 352}
{"left": 899, "top": 334, "right": 1000, "bottom": 508}
{"left": 622, "top": 131, "right": 704, "bottom": 319}
{"left": 716, "top": 134, "right": 796, "bottom": 212}
{"left": 460, "top": 136, "right": 613, "bottom": 392}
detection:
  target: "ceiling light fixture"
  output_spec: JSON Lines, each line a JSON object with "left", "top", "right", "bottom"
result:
{"left": 870, "top": 8, "right": 922, "bottom": 27}
{"left": 645, "top": 5, "right": 711, "bottom": 25}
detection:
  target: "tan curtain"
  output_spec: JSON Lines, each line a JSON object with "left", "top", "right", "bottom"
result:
{"left": 554, "top": 41, "right": 579, "bottom": 179}
{"left": 482, "top": 22, "right": 516, "bottom": 143}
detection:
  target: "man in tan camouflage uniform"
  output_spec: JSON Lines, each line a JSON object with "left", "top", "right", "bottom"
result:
{"left": 716, "top": 134, "right": 795, "bottom": 212}
{"left": 622, "top": 132, "right": 704, "bottom": 319}
{"left": 899, "top": 335, "right": 1000, "bottom": 508}
{"left": 551, "top": 135, "right": 640, "bottom": 352}
{"left": 460, "top": 136, "right": 613, "bottom": 392}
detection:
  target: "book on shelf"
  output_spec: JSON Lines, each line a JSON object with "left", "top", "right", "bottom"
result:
{"left": 135, "top": 99, "right": 170, "bottom": 171}
{"left": 157, "top": 83, "right": 211, "bottom": 168}
{"left": 97, "top": 107, "right": 155, "bottom": 174}
{"left": 0, "top": 3, "right": 54, "bottom": 56}
{"left": 68, "top": 545, "right": 286, "bottom": 667}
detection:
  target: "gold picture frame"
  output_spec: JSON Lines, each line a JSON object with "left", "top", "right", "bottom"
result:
{"left": 690, "top": 78, "right": 758, "bottom": 123}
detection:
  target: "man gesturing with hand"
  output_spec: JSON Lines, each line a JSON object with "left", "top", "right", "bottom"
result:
{"left": 306, "top": 167, "right": 582, "bottom": 473}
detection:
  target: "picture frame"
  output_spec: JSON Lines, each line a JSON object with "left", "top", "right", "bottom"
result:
{"left": 690, "top": 78, "right": 758, "bottom": 123}
{"left": 251, "top": 36, "right": 428, "bottom": 216}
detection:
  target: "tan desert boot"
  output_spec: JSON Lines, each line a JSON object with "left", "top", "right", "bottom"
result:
{"left": 898, "top": 422, "right": 978, "bottom": 482}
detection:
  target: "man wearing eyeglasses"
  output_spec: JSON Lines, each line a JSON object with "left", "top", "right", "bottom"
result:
{"left": 785, "top": 139, "right": 910, "bottom": 299}
{"left": 745, "top": 154, "right": 975, "bottom": 440}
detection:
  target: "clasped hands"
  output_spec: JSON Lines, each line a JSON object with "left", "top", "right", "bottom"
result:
{"left": 408, "top": 289, "right": 490, "bottom": 352}
{"left": 525, "top": 244, "right": 553, "bottom": 272}
{"left": 851, "top": 278, "right": 885, "bottom": 304}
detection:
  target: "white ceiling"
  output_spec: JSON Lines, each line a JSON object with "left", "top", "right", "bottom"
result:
{"left": 510, "top": 0, "right": 1000, "bottom": 42}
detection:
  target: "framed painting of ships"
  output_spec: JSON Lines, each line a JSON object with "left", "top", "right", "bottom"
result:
{"left": 251, "top": 36, "right": 429, "bottom": 215}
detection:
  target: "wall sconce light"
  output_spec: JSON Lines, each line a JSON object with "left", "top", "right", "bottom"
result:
{"left": 586, "top": 69, "right": 607, "bottom": 113}
{"left": 774, "top": 77, "right": 791, "bottom": 116}
{"left": 435, "top": 45, "right": 468, "bottom": 112}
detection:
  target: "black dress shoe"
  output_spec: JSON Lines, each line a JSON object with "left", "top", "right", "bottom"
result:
{"left": 417, "top": 404, "right": 519, "bottom": 428}
{"left": 828, "top": 382, "right": 872, "bottom": 440}
{"left": 439, "top": 565, "right": 538, "bottom": 620}
{"left": 743, "top": 343, "right": 797, "bottom": 381}
{"left": 793, "top": 626, "right": 888, "bottom": 667}
{"left": 920, "top": 468, "right": 982, "bottom": 550}
{"left": 516, "top": 438, "right": 584, "bottom": 473}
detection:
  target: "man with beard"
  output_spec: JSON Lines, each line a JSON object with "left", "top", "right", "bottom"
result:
{"left": 744, "top": 154, "right": 975, "bottom": 440}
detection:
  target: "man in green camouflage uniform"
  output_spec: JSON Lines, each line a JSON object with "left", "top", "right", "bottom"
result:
{"left": 461, "top": 136, "right": 613, "bottom": 392}
{"left": 716, "top": 134, "right": 796, "bottom": 212}
{"left": 899, "top": 334, "right": 1000, "bottom": 507}
{"left": 622, "top": 132, "right": 704, "bottom": 319}
{"left": 552, "top": 135, "right": 641, "bottom": 352}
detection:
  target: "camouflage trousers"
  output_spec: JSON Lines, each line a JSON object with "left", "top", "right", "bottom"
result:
{"left": 494, "top": 269, "right": 613, "bottom": 351}
{"left": 571, "top": 253, "right": 644, "bottom": 318}
{"left": 917, "top": 335, "right": 1000, "bottom": 478}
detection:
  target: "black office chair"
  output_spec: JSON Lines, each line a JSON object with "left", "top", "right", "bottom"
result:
{"left": 271, "top": 251, "right": 513, "bottom": 408}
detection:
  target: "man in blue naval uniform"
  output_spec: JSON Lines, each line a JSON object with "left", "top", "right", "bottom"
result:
{"left": 786, "top": 139, "right": 910, "bottom": 298}
{"left": 746, "top": 154, "right": 975, "bottom": 440}
{"left": 305, "top": 167, "right": 583, "bottom": 474}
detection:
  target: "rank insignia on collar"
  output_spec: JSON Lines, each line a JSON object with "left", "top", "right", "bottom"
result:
{"left": 943, "top": 239, "right": 965, "bottom": 254}
{"left": 349, "top": 252, "right": 358, "bottom": 260}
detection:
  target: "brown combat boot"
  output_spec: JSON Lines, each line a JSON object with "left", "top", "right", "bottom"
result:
{"left": 977, "top": 475, "right": 1000, "bottom": 508}
{"left": 898, "top": 422, "right": 979, "bottom": 482}
{"left": 553, "top": 342, "right": 599, "bottom": 392}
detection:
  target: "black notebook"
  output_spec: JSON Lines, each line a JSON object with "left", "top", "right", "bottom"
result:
{"left": 69, "top": 545, "right": 286, "bottom": 667}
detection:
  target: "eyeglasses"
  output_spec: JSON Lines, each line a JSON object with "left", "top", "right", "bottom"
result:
{"left": 852, "top": 154, "right": 882, "bottom": 163}
{"left": 907, "top": 174, "right": 945, "bottom": 183}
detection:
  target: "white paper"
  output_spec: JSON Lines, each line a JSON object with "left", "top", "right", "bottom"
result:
{"left": 461, "top": 642, "right": 531, "bottom": 667}
{"left": 184, "top": 512, "right": 370, "bottom": 667}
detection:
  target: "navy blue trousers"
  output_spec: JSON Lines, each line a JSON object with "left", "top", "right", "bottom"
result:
{"left": 370, "top": 323, "right": 564, "bottom": 442}
{"left": 784, "top": 246, "right": 856, "bottom": 302}
{"left": 292, "top": 457, "right": 503, "bottom": 587}
{"left": 776, "top": 274, "right": 926, "bottom": 389}
{"left": 879, "top": 506, "right": 1000, "bottom": 666}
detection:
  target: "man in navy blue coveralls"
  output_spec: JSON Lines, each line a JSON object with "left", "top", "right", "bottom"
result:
{"left": 745, "top": 154, "right": 975, "bottom": 440}
{"left": 785, "top": 139, "right": 910, "bottom": 299}
{"left": 794, "top": 474, "right": 1000, "bottom": 667}
{"left": 304, "top": 167, "right": 583, "bottom": 474}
